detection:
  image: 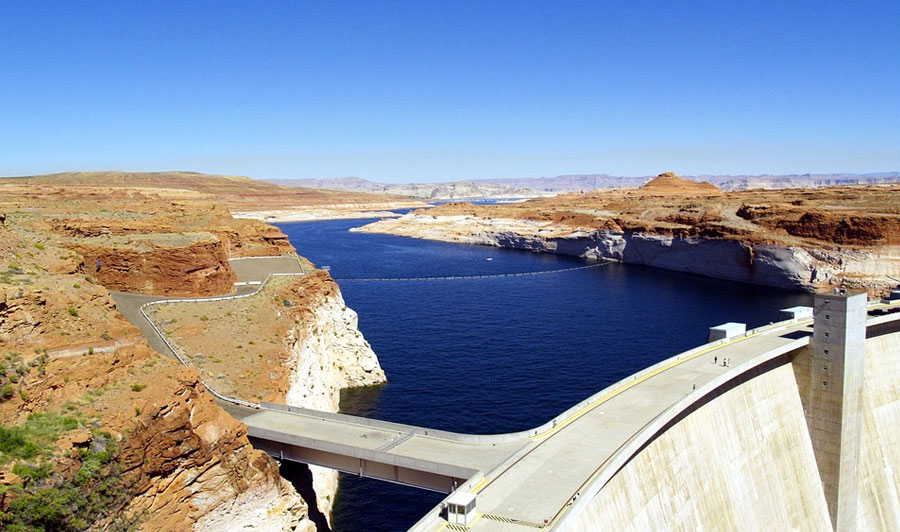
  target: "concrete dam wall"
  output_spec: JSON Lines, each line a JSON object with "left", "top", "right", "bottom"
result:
{"left": 564, "top": 326, "right": 900, "bottom": 531}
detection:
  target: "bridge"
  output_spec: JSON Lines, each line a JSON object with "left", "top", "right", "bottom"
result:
{"left": 113, "top": 256, "right": 900, "bottom": 531}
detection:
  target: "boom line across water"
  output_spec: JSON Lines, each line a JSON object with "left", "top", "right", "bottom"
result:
{"left": 333, "top": 261, "right": 611, "bottom": 282}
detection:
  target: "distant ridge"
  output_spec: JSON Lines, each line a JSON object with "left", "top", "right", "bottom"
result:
{"left": 268, "top": 171, "right": 900, "bottom": 199}
{"left": 1, "top": 170, "right": 412, "bottom": 209}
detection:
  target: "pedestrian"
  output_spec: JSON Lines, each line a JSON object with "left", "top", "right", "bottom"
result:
{"left": 714, "top": 356, "right": 717, "bottom": 365}
{"left": 96, "top": 260, "right": 102, "bottom": 272}
{"left": 692, "top": 384, "right": 696, "bottom": 391}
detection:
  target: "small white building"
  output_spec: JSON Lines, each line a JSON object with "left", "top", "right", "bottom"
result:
{"left": 779, "top": 306, "right": 814, "bottom": 321}
{"left": 708, "top": 322, "right": 746, "bottom": 342}
{"left": 446, "top": 491, "right": 477, "bottom": 526}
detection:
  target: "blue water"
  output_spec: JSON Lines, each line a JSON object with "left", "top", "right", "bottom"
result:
{"left": 277, "top": 218, "right": 812, "bottom": 531}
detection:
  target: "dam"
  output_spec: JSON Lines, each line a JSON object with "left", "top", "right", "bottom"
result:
{"left": 242, "top": 290, "right": 900, "bottom": 531}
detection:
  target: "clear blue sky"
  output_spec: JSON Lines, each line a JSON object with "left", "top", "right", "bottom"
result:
{"left": 1, "top": 1, "right": 897, "bottom": 182}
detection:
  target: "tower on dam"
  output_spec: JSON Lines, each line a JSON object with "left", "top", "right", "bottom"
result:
{"left": 801, "top": 289, "right": 868, "bottom": 529}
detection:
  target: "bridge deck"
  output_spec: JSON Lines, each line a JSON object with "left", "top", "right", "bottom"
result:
{"left": 244, "top": 408, "right": 530, "bottom": 488}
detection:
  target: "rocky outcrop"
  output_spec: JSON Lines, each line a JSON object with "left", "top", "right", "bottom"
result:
{"left": 638, "top": 172, "right": 722, "bottom": 196}
{"left": 74, "top": 236, "right": 236, "bottom": 296}
{"left": 120, "top": 368, "right": 314, "bottom": 531}
{"left": 283, "top": 271, "right": 386, "bottom": 521}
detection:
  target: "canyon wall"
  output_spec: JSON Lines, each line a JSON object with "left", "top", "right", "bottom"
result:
{"left": 121, "top": 369, "right": 314, "bottom": 532}
{"left": 283, "top": 272, "right": 386, "bottom": 521}
{"left": 356, "top": 214, "right": 900, "bottom": 292}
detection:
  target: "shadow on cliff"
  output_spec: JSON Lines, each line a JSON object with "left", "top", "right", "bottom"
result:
{"left": 279, "top": 462, "right": 333, "bottom": 532}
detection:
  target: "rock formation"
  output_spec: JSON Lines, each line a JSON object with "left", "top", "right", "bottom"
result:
{"left": 283, "top": 271, "right": 386, "bottom": 520}
{"left": 0, "top": 182, "right": 321, "bottom": 530}
{"left": 354, "top": 176, "right": 900, "bottom": 295}
{"left": 639, "top": 171, "right": 722, "bottom": 195}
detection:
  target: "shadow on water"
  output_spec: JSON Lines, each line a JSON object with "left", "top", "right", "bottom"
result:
{"left": 339, "top": 383, "right": 386, "bottom": 419}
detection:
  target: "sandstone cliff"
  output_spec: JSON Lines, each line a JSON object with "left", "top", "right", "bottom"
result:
{"left": 354, "top": 177, "right": 900, "bottom": 295}
{"left": 74, "top": 235, "right": 237, "bottom": 296}
{"left": 283, "top": 271, "right": 386, "bottom": 519}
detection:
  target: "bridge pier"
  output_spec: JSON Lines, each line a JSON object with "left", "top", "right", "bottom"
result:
{"left": 797, "top": 289, "right": 867, "bottom": 529}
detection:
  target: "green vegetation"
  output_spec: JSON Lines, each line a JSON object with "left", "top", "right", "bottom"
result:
{"left": 0, "top": 412, "right": 139, "bottom": 531}
{"left": 67, "top": 307, "right": 79, "bottom": 317}
{"left": 130, "top": 384, "right": 146, "bottom": 393}
{"left": 199, "top": 315, "right": 208, "bottom": 321}
{"left": 0, "top": 413, "right": 78, "bottom": 464}
{"left": 2, "top": 436, "right": 138, "bottom": 531}
{"left": 0, "top": 354, "right": 31, "bottom": 403}
{"left": 33, "top": 243, "right": 45, "bottom": 251}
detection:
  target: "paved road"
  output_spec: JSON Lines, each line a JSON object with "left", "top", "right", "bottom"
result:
{"left": 107, "top": 253, "right": 900, "bottom": 530}
{"left": 110, "top": 256, "right": 303, "bottom": 359}
{"left": 245, "top": 408, "right": 529, "bottom": 478}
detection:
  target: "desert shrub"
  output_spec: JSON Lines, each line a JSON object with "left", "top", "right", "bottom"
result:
{"left": 2, "top": 434, "right": 136, "bottom": 531}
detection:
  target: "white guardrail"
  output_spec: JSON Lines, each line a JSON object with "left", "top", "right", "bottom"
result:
{"left": 138, "top": 256, "right": 306, "bottom": 410}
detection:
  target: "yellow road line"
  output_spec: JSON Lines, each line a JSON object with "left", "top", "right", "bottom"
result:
{"left": 469, "top": 331, "right": 768, "bottom": 499}
{"left": 470, "top": 477, "right": 489, "bottom": 494}
{"left": 529, "top": 332, "right": 758, "bottom": 442}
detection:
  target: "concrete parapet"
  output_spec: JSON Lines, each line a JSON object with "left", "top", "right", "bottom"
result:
{"left": 781, "top": 305, "right": 814, "bottom": 321}
{"left": 708, "top": 322, "right": 746, "bottom": 342}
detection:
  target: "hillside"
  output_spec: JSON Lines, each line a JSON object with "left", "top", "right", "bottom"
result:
{"left": 7, "top": 171, "right": 424, "bottom": 215}
{"left": 0, "top": 175, "right": 386, "bottom": 530}
{"left": 638, "top": 172, "right": 722, "bottom": 195}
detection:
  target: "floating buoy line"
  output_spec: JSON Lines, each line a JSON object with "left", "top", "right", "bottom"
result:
{"left": 333, "top": 261, "right": 611, "bottom": 282}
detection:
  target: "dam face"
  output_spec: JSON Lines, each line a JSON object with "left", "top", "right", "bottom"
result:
{"left": 564, "top": 298, "right": 900, "bottom": 532}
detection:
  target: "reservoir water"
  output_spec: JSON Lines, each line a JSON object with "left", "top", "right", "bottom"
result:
{"left": 277, "top": 218, "right": 812, "bottom": 531}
